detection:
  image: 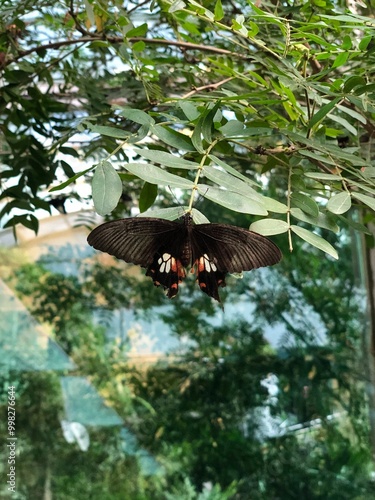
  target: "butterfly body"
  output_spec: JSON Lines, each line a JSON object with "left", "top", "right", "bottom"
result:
{"left": 87, "top": 214, "right": 282, "bottom": 302}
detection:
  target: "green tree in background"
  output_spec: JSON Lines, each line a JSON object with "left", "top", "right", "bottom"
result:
{"left": 0, "top": 222, "right": 372, "bottom": 498}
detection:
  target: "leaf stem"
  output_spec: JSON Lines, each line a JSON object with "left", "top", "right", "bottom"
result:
{"left": 287, "top": 163, "right": 293, "bottom": 252}
{"left": 187, "top": 140, "right": 218, "bottom": 213}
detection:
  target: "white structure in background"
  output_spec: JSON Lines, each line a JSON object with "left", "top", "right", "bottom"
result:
{"left": 61, "top": 421, "right": 90, "bottom": 452}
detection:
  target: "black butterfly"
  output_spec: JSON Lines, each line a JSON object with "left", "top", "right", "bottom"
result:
{"left": 87, "top": 213, "right": 282, "bottom": 302}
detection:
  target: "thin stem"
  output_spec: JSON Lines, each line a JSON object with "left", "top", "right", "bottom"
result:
{"left": 186, "top": 140, "right": 218, "bottom": 213}
{"left": 287, "top": 163, "right": 293, "bottom": 252}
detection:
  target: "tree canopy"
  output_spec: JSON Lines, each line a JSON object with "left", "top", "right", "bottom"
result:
{"left": 1, "top": 0, "right": 375, "bottom": 257}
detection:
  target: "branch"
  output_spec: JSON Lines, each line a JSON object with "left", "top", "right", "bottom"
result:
{"left": 11, "top": 35, "right": 249, "bottom": 66}
{"left": 181, "top": 77, "right": 235, "bottom": 98}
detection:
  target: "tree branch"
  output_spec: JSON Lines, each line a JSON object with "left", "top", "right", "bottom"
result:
{"left": 11, "top": 36, "right": 249, "bottom": 65}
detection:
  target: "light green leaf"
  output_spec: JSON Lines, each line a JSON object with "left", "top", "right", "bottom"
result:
{"left": 291, "top": 225, "right": 338, "bottom": 259}
{"left": 191, "top": 208, "right": 210, "bottom": 224}
{"left": 291, "top": 193, "right": 320, "bottom": 217}
{"left": 208, "top": 155, "right": 260, "bottom": 186}
{"left": 134, "top": 149, "right": 199, "bottom": 169}
{"left": 214, "top": 0, "right": 224, "bottom": 20}
{"left": 179, "top": 101, "right": 200, "bottom": 121}
{"left": 305, "top": 172, "right": 342, "bottom": 181}
{"left": 332, "top": 51, "right": 349, "bottom": 69}
{"left": 329, "top": 114, "right": 358, "bottom": 135}
{"left": 327, "top": 192, "right": 352, "bottom": 214}
{"left": 203, "top": 166, "right": 259, "bottom": 197}
{"left": 352, "top": 192, "right": 375, "bottom": 211}
{"left": 197, "top": 185, "right": 268, "bottom": 215}
{"left": 92, "top": 162, "right": 123, "bottom": 216}
{"left": 219, "top": 120, "right": 245, "bottom": 137}
{"left": 263, "top": 197, "right": 289, "bottom": 214}
{"left": 118, "top": 107, "right": 154, "bottom": 126}
{"left": 250, "top": 219, "right": 289, "bottom": 235}
{"left": 169, "top": 0, "right": 186, "bottom": 13}
{"left": 83, "top": 0, "right": 95, "bottom": 26}
{"left": 124, "top": 163, "right": 194, "bottom": 188}
{"left": 290, "top": 208, "right": 339, "bottom": 232}
{"left": 138, "top": 206, "right": 187, "bottom": 220}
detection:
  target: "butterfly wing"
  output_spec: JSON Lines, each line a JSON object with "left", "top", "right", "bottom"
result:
{"left": 87, "top": 218, "right": 180, "bottom": 266}
{"left": 87, "top": 218, "right": 189, "bottom": 297}
{"left": 190, "top": 223, "right": 282, "bottom": 301}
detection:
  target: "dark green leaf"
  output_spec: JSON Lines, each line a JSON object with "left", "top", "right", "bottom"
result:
{"left": 291, "top": 193, "right": 320, "bottom": 217}
{"left": 139, "top": 182, "right": 158, "bottom": 213}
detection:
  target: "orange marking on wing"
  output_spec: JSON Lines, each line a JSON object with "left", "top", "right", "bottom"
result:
{"left": 198, "top": 257, "right": 205, "bottom": 272}
{"left": 170, "top": 257, "right": 178, "bottom": 272}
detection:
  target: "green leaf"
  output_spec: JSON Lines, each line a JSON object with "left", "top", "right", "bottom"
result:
{"left": 4, "top": 214, "right": 39, "bottom": 233}
{"left": 352, "top": 192, "right": 375, "bottom": 211}
{"left": 152, "top": 125, "right": 195, "bottom": 151}
{"left": 308, "top": 97, "right": 341, "bottom": 128}
{"left": 304, "top": 172, "right": 342, "bottom": 181}
{"left": 83, "top": 0, "right": 95, "bottom": 26}
{"left": 191, "top": 118, "right": 205, "bottom": 153}
{"left": 49, "top": 166, "right": 93, "bottom": 192}
{"left": 92, "top": 162, "right": 123, "bottom": 216}
{"left": 262, "top": 197, "right": 289, "bottom": 214}
{"left": 119, "top": 108, "right": 155, "bottom": 126}
{"left": 132, "top": 41, "right": 146, "bottom": 52}
{"left": 203, "top": 165, "right": 259, "bottom": 197}
{"left": 326, "top": 192, "right": 352, "bottom": 214}
{"left": 124, "top": 163, "right": 194, "bottom": 188}
{"left": 291, "top": 193, "right": 320, "bottom": 217}
{"left": 197, "top": 185, "right": 268, "bottom": 215}
{"left": 134, "top": 149, "right": 199, "bottom": 169}
{"left": 291, "top": 225, "right": 338, "bottom": 259}
{"left": 179, "top": 101, "right": 200, "bottom": 121}
{"left": 250, "top": 219, "right": 289, "bottom": 235}
{"left": 332, "top": 51, "right": 349, "bottom": 69}
{"left": 359, "top": 35, "right": 372, "bottom": 51}
{"left": 126, "top": 23, "right": 148, "bottom": 37}
{"left": 214, "top": 0, "right": 224, "bottom": 20}
{"left": 290, "top": 208, "right": 339, "bottom": 232}
{"left": 219, "top": 120, "right": 245, "bottom": 138}
{"left": 138, "top": 206, "right": 187, "bottom": 220}
{"left": 139, "top": 182, "right": 158, "bottom": 213}
{"left": 202, "top": 102, "right": 221, "bottom": 143}
{"left": 191, "top": 208, "right": 210, "bottom": 224}
{"left": 86, "top": 124, "right": 130, "bottom": 139}
{"left": 208, "top": 155, "right": 260, "bottom": 186}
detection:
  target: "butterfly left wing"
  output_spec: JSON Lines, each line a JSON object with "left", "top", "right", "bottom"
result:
{"left": 190, "top": 223, "right": 282, "bottom": 301}
{"left": 87, "top": 217, "right": 188, "bottom": 297}
{"left": 87, "top": 218, "right": 181, "bottom": 266}
{"left": 146, "top": 251, "right": 186, "bottom": 298}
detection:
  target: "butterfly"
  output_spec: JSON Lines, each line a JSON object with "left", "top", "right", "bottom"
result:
{"left": 87, "top": 213, "right": 282, "bottom": 302}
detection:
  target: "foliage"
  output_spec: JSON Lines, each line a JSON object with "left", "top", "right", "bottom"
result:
{"left": 1, "top": 0, "right": 375, "bottom": 259}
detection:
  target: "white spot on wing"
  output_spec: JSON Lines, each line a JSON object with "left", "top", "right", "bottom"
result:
{"left": 165, "top": 259, "right": 171, "bottom": 273}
